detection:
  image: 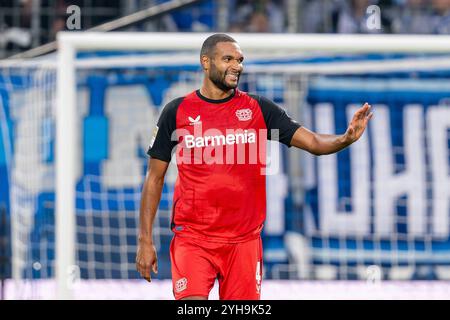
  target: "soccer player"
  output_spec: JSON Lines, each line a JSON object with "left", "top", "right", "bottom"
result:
{"left": 136, "top": 33, "right": 373, "bottom": 300}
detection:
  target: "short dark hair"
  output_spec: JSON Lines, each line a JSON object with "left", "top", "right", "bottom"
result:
{"left": 200, "top": 33, "right": 237, "bottom": 58}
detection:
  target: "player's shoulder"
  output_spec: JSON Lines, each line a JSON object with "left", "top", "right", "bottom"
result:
{"left": 160, "top": 95, "right": 187, "bottom": 117}
{"left": 234, "top": 90, "right": 263, "bottom": 103}
{"left": 244, "top": 91, "right": 260, "bottom": 100}
{"left": 243, "top": 92, "right": 276, "bottom": 108}
{"left": 164, "top": 96, "right": 186, "bottom": 109}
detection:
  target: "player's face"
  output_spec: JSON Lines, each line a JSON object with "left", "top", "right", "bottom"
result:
{"left": 208, "top": 42, "right": 244, "bottom": 91}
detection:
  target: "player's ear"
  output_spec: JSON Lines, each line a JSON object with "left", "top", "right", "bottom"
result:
{"left": 200, "top": 55, "right": 209, "bottom": 71}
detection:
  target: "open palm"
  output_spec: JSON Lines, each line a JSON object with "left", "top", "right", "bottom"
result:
{"left": 345, "top": 103, "right": 373, "bottom": 143}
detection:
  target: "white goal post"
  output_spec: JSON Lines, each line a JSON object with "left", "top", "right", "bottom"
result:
{"left": 56, "top": 32, "right": 450, "bottom": 300}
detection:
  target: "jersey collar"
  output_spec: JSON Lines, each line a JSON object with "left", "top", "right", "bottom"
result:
{"left": 196, "top": 89, "right": 236, "bottom": 104}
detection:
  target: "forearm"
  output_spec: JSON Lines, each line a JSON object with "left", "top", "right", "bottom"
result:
{"left": 290, "top": 103, "right": 372, "bottom": 156}
{"left": 308, "top": 132, "right": 351, "bottom": 156}
{"left": 138, "top": 176, "right": 165, "bottom": 245}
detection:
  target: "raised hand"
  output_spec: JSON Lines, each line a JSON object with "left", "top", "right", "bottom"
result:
{"left": 345, "top": 102, "right": 373, "bottom": 144}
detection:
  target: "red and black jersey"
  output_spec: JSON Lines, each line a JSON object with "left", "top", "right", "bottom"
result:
{"left": 147, "top": 89, "right": 300, "bottom": 243}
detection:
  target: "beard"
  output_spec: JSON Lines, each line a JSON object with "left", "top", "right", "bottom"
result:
{"left": 209, "top": 63, "right": 240, "bottom": 91}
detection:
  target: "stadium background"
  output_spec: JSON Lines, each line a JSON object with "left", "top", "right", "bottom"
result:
{"left": 1, "top": 0, "right": 450, "bottom": 299}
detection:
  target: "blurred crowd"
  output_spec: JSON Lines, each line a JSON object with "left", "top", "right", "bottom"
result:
{"left": 232, "top": 0, "right": 450, "bottom": 34}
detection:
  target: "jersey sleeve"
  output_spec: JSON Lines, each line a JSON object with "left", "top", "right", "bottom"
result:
{"left": 252, "top": 94, "right": 301, "bottom": 147}
{"left": 147, "top": 97, "right": 183, "bottom": 162}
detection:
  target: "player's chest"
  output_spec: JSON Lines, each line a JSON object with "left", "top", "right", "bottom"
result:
{"left": 176, "top": 102, "right": 265, "bottom": 132}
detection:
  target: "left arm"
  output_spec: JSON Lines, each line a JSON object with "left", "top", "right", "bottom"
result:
{"left": 290, "top": 103, "right": 373, "bottom": 155}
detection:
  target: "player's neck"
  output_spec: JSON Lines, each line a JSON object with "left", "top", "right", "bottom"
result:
{"left": 199, "top": 83, "right": 234, "bottom": 101}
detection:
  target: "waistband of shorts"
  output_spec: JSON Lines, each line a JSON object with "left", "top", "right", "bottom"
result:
{"left": 172, "top": 225, "right": 263, "bottom": 244}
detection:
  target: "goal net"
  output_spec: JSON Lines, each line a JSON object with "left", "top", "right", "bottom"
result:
{"left": 1, "top": 33, "right": 450, "bottom": 299}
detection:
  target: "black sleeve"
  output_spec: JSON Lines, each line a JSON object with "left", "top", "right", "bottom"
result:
{"left": 147, "top": 97, "right": 183, "bottom": 162}
{"left": 251, "top": 94, "right": 301, "bottom": 147}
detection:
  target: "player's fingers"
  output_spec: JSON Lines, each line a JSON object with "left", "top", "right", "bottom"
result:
{"left": 365, "top": 112, "right": 374, "bottom": 123}
{"left": 152, "top": 260, "right": 158, "bottom": 274}
{"left": 354, "top": 103, "right": 368, "bottom": 120}
{"left": 359, "top": 104, "right": 372, "bottom": 122}
{"left": 136, "top": 260, "right": 152, "bottom": 282}
{"left": 142, "top": 273, "right": 151, "bottom": 282}
{"left": 143, "top": 265, "right": 152, "bottom": 282}
{"left": 354, "top": 104, "right": 365, "bottom": 116}
{"left": 359, "top": 102, "right": 369, "bottom": 111}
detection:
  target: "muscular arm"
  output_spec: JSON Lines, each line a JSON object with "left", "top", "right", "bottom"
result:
{"left": 136, "top": 158, "right": 169, "bottom": 282}
{"left": 291, "top": 127, "right": 350, "bottom": 155}
{"left": 291, "top": 103, "right": 373, "bottom": 155}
